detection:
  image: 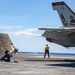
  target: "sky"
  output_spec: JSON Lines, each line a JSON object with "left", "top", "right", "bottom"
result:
{"left": 0, "top": 0, "right": 75, "bottom": 53}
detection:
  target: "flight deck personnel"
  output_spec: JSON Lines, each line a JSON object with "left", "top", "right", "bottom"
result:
{"left": 9, "top": 43, "right": 18, "bottom": 63}
{"left": 0, "top": 50, "right": 10, "bottom": 62}
{"left": 44, "top": 44, "right": 50, "bottom": 58}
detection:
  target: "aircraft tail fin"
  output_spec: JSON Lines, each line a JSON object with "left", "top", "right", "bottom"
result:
{"left": 52, "top": 2, "right": 75, "bottom": 27}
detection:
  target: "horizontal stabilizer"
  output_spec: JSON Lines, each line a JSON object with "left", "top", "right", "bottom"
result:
{"left": 39, "top": 27, "right": 75, "bottom": 32}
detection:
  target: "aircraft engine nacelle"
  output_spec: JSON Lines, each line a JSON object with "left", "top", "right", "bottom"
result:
{"left": 46, "top": 38, "right": 52, "bottom": 42}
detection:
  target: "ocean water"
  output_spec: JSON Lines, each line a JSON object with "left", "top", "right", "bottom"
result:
{"left": 18, "top": 52, "right": 75, "bottom": 56}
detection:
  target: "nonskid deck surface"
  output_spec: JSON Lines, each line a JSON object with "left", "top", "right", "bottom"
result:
{"left": 0, "top": 54, "right": 75, "bottom": 75}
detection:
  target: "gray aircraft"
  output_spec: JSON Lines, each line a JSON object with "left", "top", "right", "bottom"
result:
{"left": 39, "top": 2, "right": 75, "bottom": 48}
{"left": 20, "top": 2, "right": 75, "bottom": 48}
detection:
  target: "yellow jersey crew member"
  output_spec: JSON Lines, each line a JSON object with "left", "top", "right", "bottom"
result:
{"left": 44, "top": 44, "right": 50, "bottom": 58}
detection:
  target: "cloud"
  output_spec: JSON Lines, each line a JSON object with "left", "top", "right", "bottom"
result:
{"left": 15, "top": 28, "right": 42, "bottom": 37}
{"left": 25, "top": 28, "right": 38, "bottom": 32}
{"left": 20, "top": 32, "right": 41, "bottom": 37}
{"left": 0, "top": 26, "right": 22, "bottom": 29}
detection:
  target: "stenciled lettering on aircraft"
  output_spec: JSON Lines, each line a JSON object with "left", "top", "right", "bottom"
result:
{"left": 70, "top": 15, "right": 75, "bottom": 25}
{"left": 61, "top": 14, "right": 67, "bottom": 26}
